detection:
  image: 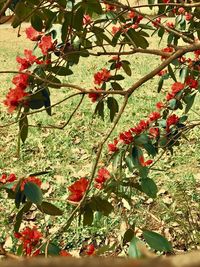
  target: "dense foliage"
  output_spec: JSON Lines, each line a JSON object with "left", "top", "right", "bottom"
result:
{"left": 1, "top": 0, "right": 200, "bottom": 258}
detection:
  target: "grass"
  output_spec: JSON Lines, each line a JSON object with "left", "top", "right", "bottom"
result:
{"left": 0, "top": 24, "right": 200, "bottom": 254}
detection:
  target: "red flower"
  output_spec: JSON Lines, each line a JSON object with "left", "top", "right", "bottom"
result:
{"left": 25, "top": 26, "right": 42, "bottom": 41}
{"left": 161, "top": 47, "right": 173, "bottom": 59}
{"left": 3, "top": 87, "right": 29, "bottom": 112}
{"left": 178, "top": 7, "right": 185, "bottom": 14}
{"left": 68, "top": 177, "right": 89, "bottom": 202}
{"left": 149, "top": 127, "right": 160, "bottom": 138}
{"left": 112, "top": 56, "right": 122, "bottom": 69}
{"left": 156, "top": 102, "right": 165, "bottom": 110}
{"left": 83, "top": 15, "right": 92, "bottom": 25}
{"left": 166, "top": 21, "right": 174, "bottom": 28}
{"left": 94, "top": 68, "right": 111, "bottom": 85}
{"left": 95, "top": 168, "right": 110, "bottom": 189}
{"left": 119, "top": 130, "right": 133, "bottom": 144}
{"left": 20, "top": 176, "right": 42, "bottom": 191}
{"left": 163, "top": 0, "right": 170, "bottom": 3}
{"left": 148, "top": 111, "right": 161, "bottom": 122}
{"left": 185, "top": 76, "right": 198, "bottom": 89}
{"left": 12, "top": 74, "right": 29, "bottom": 90}
{"left": 88, "top": 87, "right": 101, "bottom": 102}
{"left": 0, "top": 173, "right": 17, "bottom": 188}
{"left": 15, "top": 226, "right": 42, "bottom": 256}
{"left": 0, "top": 174, "right": 7, "bottom": 184}
{"left": 86, "top": 244, "right": 95, "bottom": 256}
{"left": 166, "top": 114, "right": 179, "bottom": 132}
{"left": 139, "top": 156, "right": 153, "bottom": 167}
{"left": 108, "top": 138, "right": 118, "bottom": 153}
{"left": 60, "top": 250, "right": 72, "bottom": 257}
{"left": 166, "top": 92, "right": 174, "bottom": 101}
{"left": 185, "top": 12, "right": 192, "bottom": 21}
{"left": 131, "top": 120, "right": 149, "bottom": 135}
{"left": 171, "top": 82, "right": 184, "bottom": 94}
{"left": 128, "top": 10, "right": 135, "bottom": 19}
{"left": 38, "top": 35, "right": 54, "bottom": 55}
{"left": 157, "top": 69, "right": 167, "bottom": 76}
{"left": 105, "top": 4, "right": 115, "bottom": 11}
{"left": 16, "top": 49, "right": 38, "bottom": 70}
{"left": 112, "top": 26, "right": 121, "bottom": 35}
{"left": 152, "top": 17, "right": 161, "bottom": 27}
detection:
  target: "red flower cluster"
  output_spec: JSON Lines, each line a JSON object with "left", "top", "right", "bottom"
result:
{"left": 68, "top": 177, "right": 89, "bottom": 202}
{"left": 156, "top": 101, "right": 165, "bottom": 110}
{"left": 26, "top": 26, "right": 54, "bottom": 55}
{"left": 166, "top": 114, "right": 179, "bottom": 132}
{"left": 139, "top": 156, "right": 153, "bottom": 167}
{"left": 25, "top": 26, "right": 42, "bottom": 41}
{"left": 85, "top": 244, "right": 95, "bottom": 256}
{"left": 185, "top": 76, "right": 198, "bottom": 89}
{"left": 112, "top": 56, "right": 122, "bottom": 69}
{"left": 148, "top": 111, "right": 161, "bottom": 122}
{"left": 95, "top": 168, "right": 110, "bottom": 189}
{"left": 152, "top": 17, "right": 161, "bottom": 28}
{"left": 149, "top": 127, "right": 160, "bottom": 138}
{"left": 14, "top": 226, "right": 42, "bottom": 256}
{"left": 119, "top": 130, "right": 134, "bottom": 144}
{"left": 94, "top": 68, "right": 111, "bottom": 85}
{"left": 16, "top": 49, "right": 40, "bottom": 71}
{"left": 20, "top": 176, "right": 42, "bottom": 191}
{"left": 161, "top": 47, "right": 174, "bottom": 60}
{"left": 3, "top": 86, "right": 29, "bottom": 112}
{"left": 112, "top": 26, "right": 121, "bottom": 35}
{"left": 38, "top": 35, "right": 54, "bottom": 55}
{"left": 88, "top": 87, "right": 101, "bottom": 102}
{"left": 131, "top": 120, "right": 149, "bottom": 135}
{"left": 83, "top": 15, "right": 92, "bottom": 25}
{"left": 0, "top": 173, "right": 16, "bottom": 184}
{"left": 108, "top": 138, "right": 118, "bottom": 153}
{"left": 166, "top": 82, "right": 184, "bottom": 101}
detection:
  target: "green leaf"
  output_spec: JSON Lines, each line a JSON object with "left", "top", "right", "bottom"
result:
{"left": 111, "top": 82, "right": 123, "bottom": 91}
{"left": 125, "top": 155, "right": 134, "bottom": 172}
{"left": 141, "top": 178, "right": 158, "bottom": 198}
{"left": 143, "top": 142, "right": 157, "bottom": 157}
{"left": 128, "top": 236, "right": 143, "bottom": 258}
{"left": 94, "top": 101, "right": 104, "bottom": 120}
{"left": 126, "top": 28, "right": 149, "bottom": 49}
{"left": 110, "top": 74, "right": 124, "bottom": 81}
{"left": 38, "top": 201, "right": 63, "bottom": 216}
{"left": 168, "top": 64, "right": 177, "bottom": 82}
{"left": 50, "top": 66, "right": 73, "bottom": 76}
{"left": 83, "top": 205, "right": 93, "bottom": 226}
{"left": 19, "top": 113, "right": 28, "bottom": 143}
{"left": 122, "top": 61, "right": 132, "bottom": 76}
{"left": 47, "top": 75, "right": 62, "bottom": 88}
{"left": 31, "top": 14, "right": 43, "bottom": 31}
{"left": 41, "top": 243, "right": 60, "bottom": 256}
{"left": 168, "top": 99, "right": 177, "bottom": 110}
{"left": 143, "top": 230, "right": 173, "bottom": 252}
{"left": 134, "top": 134, "right": 149, "bottom": 146}
{"left": 14, "top": 202, "right": 32, "bottom": 232}
{"left": 123, "top": 229, "right": 135, "bottom": 245}
{"left": 74, "top": 7, "right": 84, "bottom": 31}
{"left": 180, "top": 67, "right": 188, "bottom": 83}
{"left": 42, "top": 88, "right": 51, "bottom": 116}
{"left": 90, "top": 196, "right": 113, "bottom": 216}
{"left": 107, "top": 97, "right": 119, "bottom": 122}
{"left": 157, "top": 77, "right": 164, "bottom": 93}
{"left": 184, "top": 93, "right": 196, "bottom": 113}
{"left": 24, "top": 182, "right": 43, "bottom": 205}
